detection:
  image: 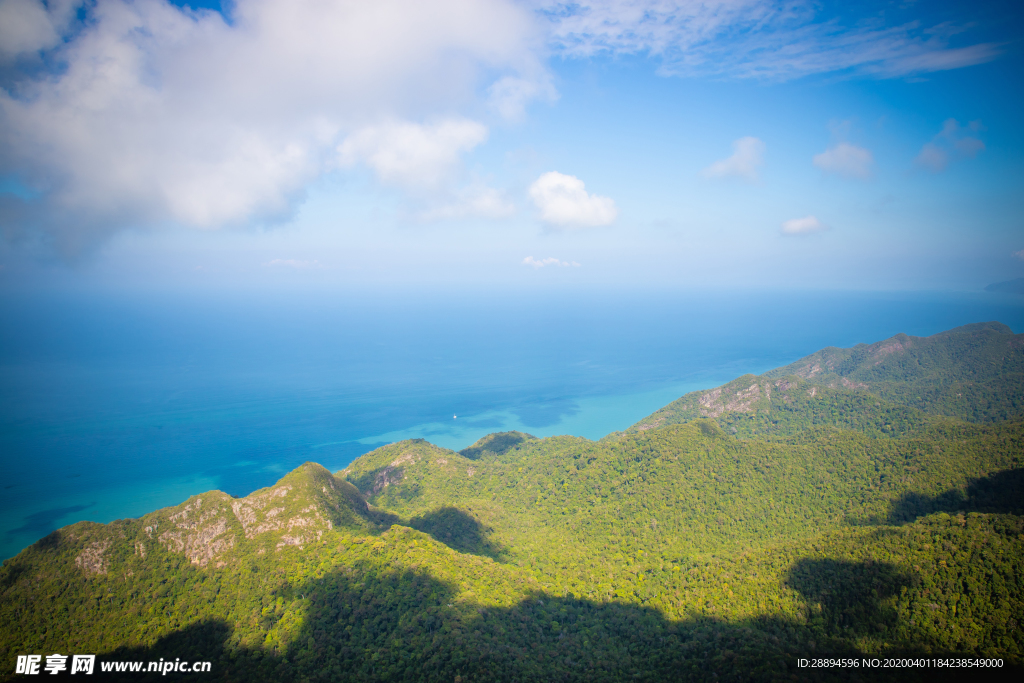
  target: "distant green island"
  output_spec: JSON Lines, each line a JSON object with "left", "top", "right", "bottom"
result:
{"left": 2, "top": 322, "right": 1022, "bottom": 681}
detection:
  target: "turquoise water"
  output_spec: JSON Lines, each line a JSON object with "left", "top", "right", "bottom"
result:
{"left": 1, "top": 288, "right": 1022, "bottom": 560}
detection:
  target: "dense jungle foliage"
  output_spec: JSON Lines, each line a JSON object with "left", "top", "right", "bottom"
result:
{"left": 1, "top": 322, "right": 1022, "bottom": 681}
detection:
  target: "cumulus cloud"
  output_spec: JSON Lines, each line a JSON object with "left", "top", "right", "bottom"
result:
{"left": 528, "top": 171, "right": 617, "bottom": 228}
{"left": 915, "top": 119, "right": 985, "bottom": 172}
{"left": 0, "top": 1, "right": 1005, "bottom": 257}
{"left": 781, "top": 215, "right": 826, "bottom": 235}
{"left": 0, "top": 0, "right": 542, "bottom": 255}
{"left": 0, "top": 0, "right": 79, "bottom": 58}
{"left": 530, "top": 0, "right": 1002, "bottom": 80}
{"left": 522, "top": 256, "right": 580, "bottom": 268}
{"left": 337, "top": 121, "right": 519, "bottom": 220}
{"left": 813, "top": 142, "right": 873, "bottom": 179}
{"left": 1014, "top": 250, "right": 1024, "bottom": 261}
{"left": 702, "top": 137, "right": 765, "bottom": 181}
{"left": 338, "top": 119, "right": 488, "bottom": 190}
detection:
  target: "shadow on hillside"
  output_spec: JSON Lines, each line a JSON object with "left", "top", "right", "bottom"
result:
{"left": 75, "top": 557, "right": 1020, "bottom": 683}
{"left": 407, "top": 506, "right": 507, "bottom": 560}
{"left": 90, "top": 621, "right": 236, "bottom": 682}
{"left": 887, "top": 469, "right": 1024, "bottom": 524}
{"left": 36, "top": 620, "right": 250, "bottom": 681}
{"left": 458, "top": 431, "right": 534, "bottom": 460}
{"left": 363, "top": 505, "right": 508, "bottom": 561}
{"left": 785, "top": 558, "right": 913, "bottom": 638}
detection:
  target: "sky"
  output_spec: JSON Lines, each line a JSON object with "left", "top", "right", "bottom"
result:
{"left": 0, "top": 0, "right": 1022, "bottom": 294}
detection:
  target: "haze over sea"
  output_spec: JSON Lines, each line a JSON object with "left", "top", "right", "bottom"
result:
{"left": 0, "top": 287, "right": 1020, "bottom": 560}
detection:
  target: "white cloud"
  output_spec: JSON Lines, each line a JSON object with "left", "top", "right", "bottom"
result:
{"left": 702, "top": 137, "right": 765, "bottom": 182}
{"left": 418, "top": 183, "right": 516, "bottom": 221}
{"left": 0, "top": 0, "right": 542, "bottom": 255}
{"left": 337, "top": 122, "right": 517, "bottom": 221}
{"left": 1014, "top": 250, "right": 1024, "bottom": 262}
{"left": 0, "top": 0, "right": 57, "bottom": 57}
{"left": 487, "top": 74, "right": 558, "bottom": 122}
{"left": 522, "top": 256, "right": 580, "bottom": 268}
{"left": 781, "top": 215, "right": 826, "bottom": 235}
{"left": 813, "top": 142, "right": 873, "bottom": 179}
{"left": 915, "top": 118, "right": 985, "bottom": 172}
{"left": 0, "top": 0, "right": 1005, "bottom": 257}
{"left": 528, "top": 171, "right": 618, "bottom": 228}
{"left": 0, "top": 0, "right": 79, "bottom": 58}
{"left": 530, "top": 1, "right": 1002, "bottom": 81}
{"left": 338, "top": 119, "right": 488, "bottom": 190}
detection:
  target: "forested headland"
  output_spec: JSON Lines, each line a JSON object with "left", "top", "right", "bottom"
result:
{"left": 2, "top": 322, "right": 1021, "bottom": 681}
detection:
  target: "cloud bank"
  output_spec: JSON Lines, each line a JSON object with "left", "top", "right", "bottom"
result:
{"left": 528, "top": 171, "right": 617, "bottom": 228}
{"left": 0, "top": 0, "right": 541, "bottom": 254}
{"left": 0, "top": 0, "right": 1005, "bottom": 256}
{"left": 702, "top": 137, "right": 765, "bottom": 182}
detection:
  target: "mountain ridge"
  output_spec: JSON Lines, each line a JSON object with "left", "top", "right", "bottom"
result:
{"left": 627, "top": 321, "right": 1023, "bottom": 438}
{"left": 2, "top": 322, "right": 1022, "bottom": 681}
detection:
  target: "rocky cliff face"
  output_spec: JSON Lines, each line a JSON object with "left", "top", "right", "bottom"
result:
{"left": 46, "top": 463, "right": 377, "bottom": 581}
{"left": 157, "top": 493, "right": 236, "bottom": 567}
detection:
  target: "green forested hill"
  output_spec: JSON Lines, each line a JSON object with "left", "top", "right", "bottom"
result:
{"left": 767, "top": 321, "right": 1023, "bottom": 422}
{"left": 2, "top": 323, "right": 1022, "bottom": 682}
{"left": 629, "top": 322, "right": 1023, "bottom": 437}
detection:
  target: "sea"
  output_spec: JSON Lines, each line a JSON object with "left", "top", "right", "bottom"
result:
{"left": 1, "top": 288, "right": 1022, "bottom": 561}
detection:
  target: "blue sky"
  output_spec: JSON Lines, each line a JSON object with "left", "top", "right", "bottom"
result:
{"left": 0, "top": 0, "right": 1021, "bottom": 292}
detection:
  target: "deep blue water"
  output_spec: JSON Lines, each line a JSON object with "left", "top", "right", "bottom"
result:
{"left": 1, "top": 288, "right": 1022, "bottom": 560}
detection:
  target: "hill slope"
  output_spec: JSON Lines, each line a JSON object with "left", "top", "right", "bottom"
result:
{"left": 629, "top": 322, "right": 1024, "bottom": 437}
{"left": 768, "top": 321, "right": 1023, "bottom": 422}
{"left": 1, "top": 322, "right": 1022, "bottom": 681}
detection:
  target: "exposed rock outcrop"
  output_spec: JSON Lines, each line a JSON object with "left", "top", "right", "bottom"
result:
{"left": 75, "top": 540, "right": 110, "bottom": 576}
{"left": 232, "top": 485, "right": 294, "bottom": 538}
{"left": 158, "top": 495, "right": 236, "bottom": 567}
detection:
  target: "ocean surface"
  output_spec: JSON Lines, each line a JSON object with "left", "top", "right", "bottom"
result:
{"left": 1, "top": 288, "right": 1022, "bottom": 560}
